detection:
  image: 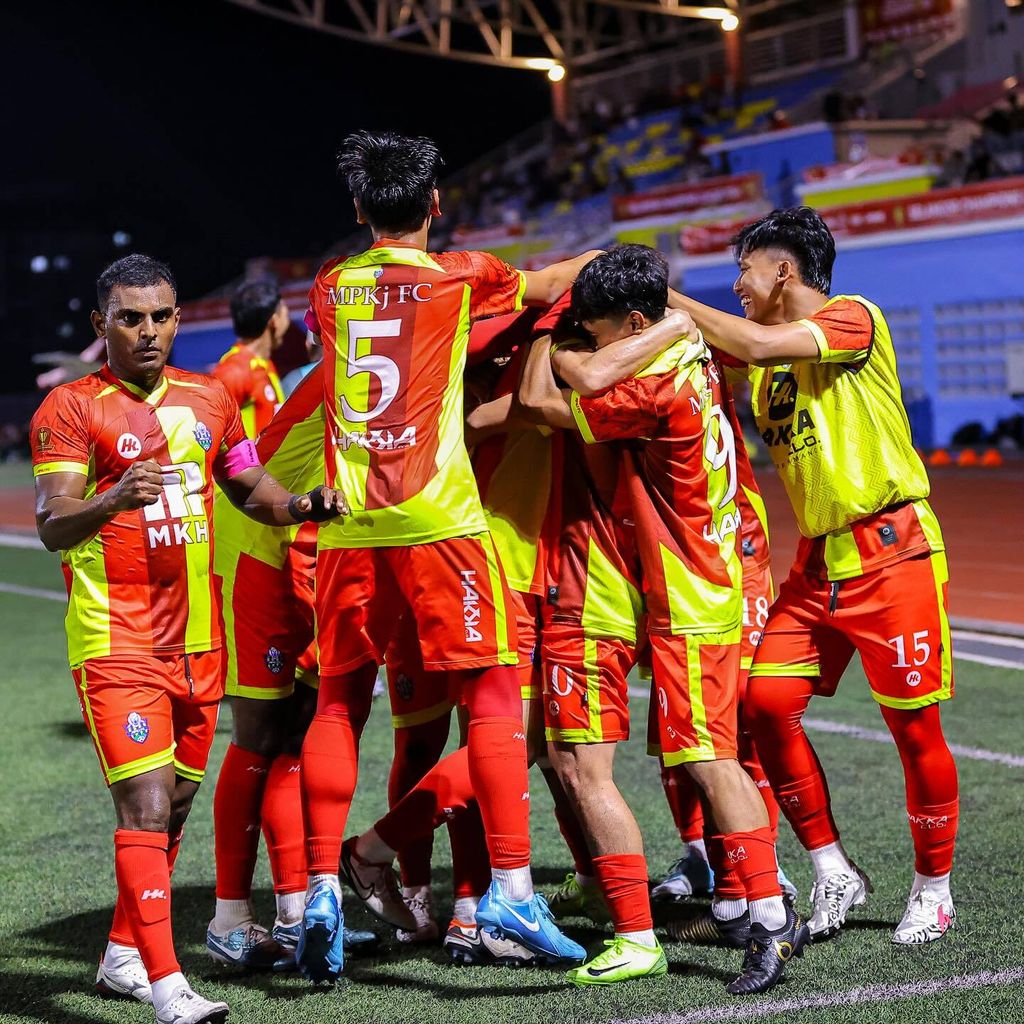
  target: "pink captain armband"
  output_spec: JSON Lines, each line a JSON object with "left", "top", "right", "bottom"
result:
{"left": 224, "top": 439, "right": 261, "bottom": 477}
{"left": 303, "top": 307, "right": 319, "bottom": 333}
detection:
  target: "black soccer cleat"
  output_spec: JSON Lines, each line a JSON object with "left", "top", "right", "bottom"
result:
{"left": 666, "top": 908, "right": 750, "bottom": 949}
{"left": 726, "top": 904, "right": 810, "bottom": 996}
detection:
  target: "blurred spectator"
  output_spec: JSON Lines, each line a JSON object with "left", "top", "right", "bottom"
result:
{"left": 770, "top": 109, "right": 792, "bottom": 131}
{"left": 964, "top": 135, "right": 994, "bottom": 183}
{"left": 934, "top": 148, "right": 966, "bottom": 189}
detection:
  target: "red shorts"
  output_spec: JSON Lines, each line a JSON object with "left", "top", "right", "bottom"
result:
{"left": 219, "top": 543, "right": 315, "bottom": 701}
{"left": 511, "top": 590, "right": 545, "bottom": 702}
{"left": 73, "top": 651, "right": 223, "bottom": 787}
{"left": 749, "top": 550, "right": 953, "bottom": 709}
{"left": 383, "top": 618, "right": 455, "bottom": 730}
{"left": 295, "top": 641, "right": 319, "bottom": 689}
{"left": 647, "top": 632, "right": 741, "bottom": 765}
{"left": 741, "top": 560, "right": 775, "bottom": 678}
{"left": 542, "top": 624, "right": 636, "bottom": 744}
{"left": 316, "top": 533, "right": 518, "bottom": 675}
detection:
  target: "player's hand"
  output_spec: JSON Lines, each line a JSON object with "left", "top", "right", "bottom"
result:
{"left": 108, "top": 459, "right": 165, "bottom": 512}
{"left": 288, "top": 485, "right": 349, "bottom": 523}
{"left": 664, "top": 307, "right": 697, "bottom": 339}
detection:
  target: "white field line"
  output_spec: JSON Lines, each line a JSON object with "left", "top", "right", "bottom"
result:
{"left": 953, "top": 629, "right": 1024, "bottom": 649}
{"left": 0, "top": 582, "right": 64, "bottom": 602}
{"left": 954, "top": 651, "right": 1024, "bottom": 670}
{"left": 610, "top": 967, "right": 1024, "bottom": 1024}
{"left": 625, "top": 687, "right": 1024, "bottom": 767}
{"left": 0, "top": 531, "right": 44, "bottom": 550}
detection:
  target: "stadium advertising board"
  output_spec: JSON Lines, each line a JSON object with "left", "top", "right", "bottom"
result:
{"left": 858, "top": 0, "right": 956, "bottom": 44}
{"left": 612, "top": 173, "right": 763, "bottom": 222}
{"left": 681, "top": 176, "right": 1024, "bottom": 255}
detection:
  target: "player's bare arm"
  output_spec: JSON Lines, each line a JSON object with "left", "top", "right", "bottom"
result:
{"left": 218, "top": 464, "right": 348, "bottom": 526}
{"left": 522, "top": 251, "right": 603, "bottom": 307}
{"left": 518, "top": 339, "right": 575, "bottom": 430}
{"left": 668, "top": 289, "right": 818, "bottom": 366}
{"left": 34, "top": 460, "right": 164, "bottom": 552}
{"left": 465, "top": 393, "right": 537, "bottom": 446}
{"left": 552, "top": 308, "right": 695, "bottom": 396}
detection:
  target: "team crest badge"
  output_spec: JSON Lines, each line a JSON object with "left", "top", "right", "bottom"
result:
{"left": 395, "top": 673, "right": 414, "bottom": 701}
{"left": 124, "top": 712, "right": 150, "bottom": 744}
{"left": 373, "top": 267, "right": 384, "bottom": 278}
{"left": 265, "top": 647, "right": 284, "bottom": 674}
{"left": 194, "top": 422, "right": 213, "bottom": 451}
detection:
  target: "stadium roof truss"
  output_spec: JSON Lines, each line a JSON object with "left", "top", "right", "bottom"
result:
{"left": 223, "top": 0, "right": 739, "bottom": 74}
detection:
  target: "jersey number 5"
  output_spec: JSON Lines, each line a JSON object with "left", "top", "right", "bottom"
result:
{"left": 340, "top": 319, "right": 402, "bottom": 423}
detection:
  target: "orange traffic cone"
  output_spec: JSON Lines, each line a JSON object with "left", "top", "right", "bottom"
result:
{"left": 929, "top": 449, "right": 951, "bottom": 466}
{"left": 981, "top": 448, "right": 1004, "bottom": 467}
{"left": 956, "top": 449, "right": 979, "bottom": 467}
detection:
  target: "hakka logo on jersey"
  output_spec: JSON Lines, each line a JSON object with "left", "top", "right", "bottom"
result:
{"left": 395, "top": 673, "right": 414, "bottom": 702}
{"left": 144, "top": 461, "right": 210, "bottom": 549}
{"left": 265, "top": 647, "right": 284, "bottom": 674}
{"left": 140, "top": 889, "right": 166, "bottom": 901}
{"left": 548, "top": 700, "right": 560, "bottom": 719}
{"left": 117, "top": 433, "right": 143, "bottom": 460}
{"left": 906, "top": 670, "right": 922, "bottom": 687}
{"left": 460, "top": 570, "right": 483, "bottom": 642}
{"left": 124, "top": 712, "right": 150, "bottom": 744}
{"left": 193, "top": 422, "right": 212, "bottom": 452}
{"left": 761, "top": 371, "right": 818, "bottom": 455}
{"left": 326, "top": 282, "right": 432, "bottom": 310}
{"left": 338, "top": 426, "right": 417, "bottom": 452}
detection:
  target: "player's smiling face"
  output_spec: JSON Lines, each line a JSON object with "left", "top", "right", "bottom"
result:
{"left": 733, "top": 247, "right": 786, "bottom": 324}
{"left": 92, "top": 282, "right": 180, "bottom": 389}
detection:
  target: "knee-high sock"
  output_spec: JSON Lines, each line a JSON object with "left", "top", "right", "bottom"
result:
{"left": 448, "top": 800, "right": 493, "bottom": 901}
{"left": 214, "top": 744, "right": 272, "bottom": 900}
{"left": 720, "top": 827, "right": 781, "bottom": 902}
{"left": 660, "top": 764, "right": 705, "bottom": 844}
{"left": 593, "top": 854, "right": 652, "bottom": 933}
{"left": 113, "top": 829, "right": 178, "bottom": 982}
{"left": 300, "top": 662, "right": 376, "bottom": 874}
{"left": 110, "top": 828, "right": 183, "bottom": 947}
{"left": 390, "top": 716, "right": 450, "bottom": 888}
{"left": 881, "top": 704, "right": 959, "bottom": 876}
{"left": 745, "top": 675, "right": 840, "bottom": 852}
{"left": 460, "top": 665, "right": 530, "bottom": 870}
{"left": 262, "top": 755, "right": 306, "bottom": 894}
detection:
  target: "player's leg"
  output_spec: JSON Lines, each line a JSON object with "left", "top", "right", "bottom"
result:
{"left": 650, "top": 633, "right": 808, "bottom": 996}
{"left": 743, "top": 571, "right": 869, "bottom": 941}
{"left": 845, "top": 551, "right": 958, "bottom": 943}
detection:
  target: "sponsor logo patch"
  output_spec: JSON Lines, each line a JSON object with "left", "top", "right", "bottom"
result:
{"left": 117, "top": 433, "right": 143, "bottom": 460}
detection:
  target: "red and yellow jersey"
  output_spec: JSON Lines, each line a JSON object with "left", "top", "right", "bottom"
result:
{"left": 212, "top": 343, "right": 284, "bottom": 439}
{"left": 30, "top": 366, "right": 247, "bottom": 668}
{"left": 748, "top": 294, "right": 941, "bottom": 580}
{"left": 213, "top": 362, "right": 325, "bottom": 577}
{"left": 307, "top": 241, "right": 526, "bottom": 550}
{"left": 571, "top": 336, "right": 743, "bottom": 637}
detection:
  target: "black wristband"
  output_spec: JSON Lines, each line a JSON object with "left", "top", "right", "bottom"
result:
{"left": 287, "top": 493, "right": 306, "bottom": 522}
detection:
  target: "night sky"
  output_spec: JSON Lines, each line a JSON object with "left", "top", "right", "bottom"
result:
{"left": 2, "top": 0, "right": 551, "bottom": 389}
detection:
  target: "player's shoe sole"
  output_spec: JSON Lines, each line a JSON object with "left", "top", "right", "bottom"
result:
{"left": 444, "top": 920, "right": 537, "bottom": 967}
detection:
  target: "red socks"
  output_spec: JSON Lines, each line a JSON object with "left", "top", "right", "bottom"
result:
{"left": 389, "top": 717, "right": 451, "bottom": 888}
{"left": 262, "top": 755, "right": 306, "bottom": 894}
{"left": 592, "top": 854, "right": 652, "bottom": 933}
{"left": 113, "top": 829, "right": 179, "bottom": 982}
{"left": 745, "top": 675, "right": 840, "bottom": 851}
{"left": 214, "top": 744, "right": 271, "bottom": 900}
{"left": 301, "top": 664, "right": 376, "bottom": 874}
{"left": 466, "top": 716, "right": 531, "bottom": 869}
{"left": 721, "top": 827, "right": 781, "bottom": 902}
{"left": 881, "top": 704, "right": 959, "bottom": 875}
{"left": 109, "top": 829, "right": 184, "bottom": 947}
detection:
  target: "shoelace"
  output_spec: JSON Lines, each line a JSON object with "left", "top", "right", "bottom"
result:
{"left": 551, "top": 873, "right": 577, "bottom": 902}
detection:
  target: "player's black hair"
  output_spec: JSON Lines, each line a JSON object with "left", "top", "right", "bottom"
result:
{"left": 731, "top": 207, "right": 835, "bottom": 293}
{"left": 570, "top": 244, "right": 669, "bottom": 323}
{"left": 336, "top": 130, "right": 444, "bottom": 235}
{"left": 96, "top": 254, "right": 177, "bottom": 311}
{"left": 230, "top": 277, "right": 283, "bottom": 339}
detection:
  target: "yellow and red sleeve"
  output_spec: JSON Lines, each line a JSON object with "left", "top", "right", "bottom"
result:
{"left": 30, "top": 385, "right": 91, "bottom": 477}
{"left": 798, "top": 299, "right": 873, "bottom": 366}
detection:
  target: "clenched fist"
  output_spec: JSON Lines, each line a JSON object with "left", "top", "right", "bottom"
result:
{"left": 109, "top": 459, "right": 164, "bottom": 512}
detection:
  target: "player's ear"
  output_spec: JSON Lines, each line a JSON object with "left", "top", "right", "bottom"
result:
{"left": 777, "top": 259, "right": 794, "bottom": 284}
{"left": 90, "top": 309, "right": 106, "bottom": 339}
{"left": 628, "top": 310, "right": 645, "bottom": 334}
{"left": 353, "top": 198, "right": 367, "bottom": 225}
{"left": 430, "top": 188, "right": 442, "bottom": 218}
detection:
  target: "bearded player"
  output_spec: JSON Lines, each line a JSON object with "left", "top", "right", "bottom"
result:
{"left": 671, "top": 207, "right": 959, "bottom": 945}
{"left": 296, "top": 130, "right": 600, "bottom": 982}
{"left": 30, "top": 256, "right": 345, "bottom": 1024}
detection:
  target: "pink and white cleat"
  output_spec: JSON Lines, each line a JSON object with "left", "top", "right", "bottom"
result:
{"left": 892, "top": 892, "right": 956, "bottom": 945}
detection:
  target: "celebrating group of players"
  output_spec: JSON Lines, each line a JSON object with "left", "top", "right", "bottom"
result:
{"left": 30, "top": 130, "right": 960, "bottom": 1024}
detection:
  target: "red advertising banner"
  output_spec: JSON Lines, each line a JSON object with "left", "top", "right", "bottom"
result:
{"left": 681, "top": 176, "right": 1024, "bottom": 255}
{"left": 858, "top": 0, "right": 956, "bottom": 45}
{"left": 612, "top": 173, "right": 763, "bottom": 222}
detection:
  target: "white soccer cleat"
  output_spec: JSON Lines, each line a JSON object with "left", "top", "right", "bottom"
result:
{"left": 808, "top": 864, "right": 873, "bottom": 940}
{"left": 892, "top": 892, "right": 956, "bottom": 945}
{"left": 95, "top": 946, "right": 152, "bottom": 1003}
{"left": 154, "top": 984, "right": 229, "bottom": 1024}
{"left": 339, "top": 838, "right": 418, "bottom": 932}
{"left": 396, "top": 886, "right": 440, "bottom": 944}
{"left": 444, "top": 919, "right": 537, "bottom": 967}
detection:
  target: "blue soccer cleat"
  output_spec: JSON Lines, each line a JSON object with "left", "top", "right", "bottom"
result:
{"left": 273, "top": 920, "right": 379, "bottom": 972}
{"left": 650, "top": 849, "right": 715, "bottom": 903}
{"left": 297, "top": 883, "right": 345, "bottom": 983}
{"left": 475, "top": 881, "right": 587, "bottom": 965}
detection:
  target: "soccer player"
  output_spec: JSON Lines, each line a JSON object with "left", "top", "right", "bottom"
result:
{"left": 207, "top": 365, "right": 376, "bottom": 969}
{"left": 519, "top": 245, "right": 810, "bottom": 996}
{"left": 30, "top": 255, "right": 345, "bottom": 1024}
{"left": 297, "top": 130, "right": 599, "bottom": 981}
{"left": 670, "top": 207, "right": 959, "bottom": 945}
{"left": 212, "top": 278, "right": 288, "bottom": 438}
{"left": 280, "top": 331, "right": 322, "bottom": 397}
